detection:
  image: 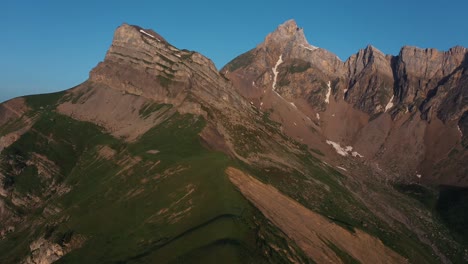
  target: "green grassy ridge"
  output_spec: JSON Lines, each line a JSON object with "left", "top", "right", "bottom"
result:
{"left": 1, "top": 109, "right": 118, "bottom": 196}
{"left": 0, "top": 107, "right": 308, "bottom": 263}
{"left": 52, "top": 113, "right": 306, "bottom": 263}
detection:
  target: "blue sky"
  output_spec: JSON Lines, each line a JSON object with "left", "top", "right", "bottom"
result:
{"left": 1, "top": 0, "right": 467, "bottom": 103}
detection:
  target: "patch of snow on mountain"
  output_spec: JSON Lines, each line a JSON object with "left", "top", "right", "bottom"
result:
{"left": 384, "top": 95, "right": 394, "bottom": 112}
{"left": 325, "top": 81, "right": 331, "bottom": 104}
{"left": 352, "top": 152, "right": 364, "bottom": 158}
{"left": 326, "top": 140, "right": 363, "bottom": 158}
{"left": 326, "top": 140, "right": 349, "bottom": 156}
{"left": 300, "top": 44, "right": 318, "bottom": 51}
{"left": 140, "top": 30, "right": 156, "bottom": 39}
{"left": 272, "top": 55, "right": 283, "bottom": 91}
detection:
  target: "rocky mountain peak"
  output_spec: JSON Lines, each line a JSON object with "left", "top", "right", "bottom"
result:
{"left": 250, "top": 19, "right": 347, "bottom": 78}
{"left": 261, "top": 19, "right": 314, "bottom": 52}
{"left": 363, "top": 45, "right": 384, "bottom": 56}
{"left": 86, "top": 22, "right": 238, "bottom": 116}
{"left": 346, "top": 45, "right": 389, "bottom": 75}
{"left": 273, "top": 19, "right": 301, "bottom": 38}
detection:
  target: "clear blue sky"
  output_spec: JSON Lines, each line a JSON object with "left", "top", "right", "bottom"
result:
{"left": 2, "top": 0, "right": 467, "bottom": 103}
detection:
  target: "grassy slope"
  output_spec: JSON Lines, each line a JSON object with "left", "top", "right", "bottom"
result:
{"left": 0, "top": 92, "right": 309, "bottom": 263}
{"left": 0, "top": 90, "right": 465, "bottom": 263}
{"left": 202, "top": 107, "right": 461, "bottom": 263}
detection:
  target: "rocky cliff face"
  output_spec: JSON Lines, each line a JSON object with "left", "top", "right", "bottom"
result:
{"left": 90, "top": 24, "right": 244, "bottom": 111}
{"left": 223, "top": 19, "right": 467, "bottom": 186}
{"left": 345, "top": 45, "right": 394, "bottom": 115}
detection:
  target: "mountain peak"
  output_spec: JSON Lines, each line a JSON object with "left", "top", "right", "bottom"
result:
{"left": 277, "top": 19, "right": 299, "bottom": 35}
{"left": 110, "top": 23, "right": 167, "bottom": 47}
{"left": 262, "top": 19, "right": 311, "bottom": 48}
{"left": 364, "top": 45, "right": 383, "bottom": 53}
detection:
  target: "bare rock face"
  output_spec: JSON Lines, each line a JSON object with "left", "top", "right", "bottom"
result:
{"left": 345, "top": 45, "right": 394, "bottom": 114}
{"left": 22, "top": 235, "right": 85, "bottom": 264}
{"left": 22, "top": 238, "right": 64, "bottom": 264}
{"left": 223, "top": 19, "right": 468, "bottom": 186}
{"left": 394, "top": 46, "right": 466, "bottom": 103}
{"left": 89, "top": 24, "right": 247, "bottom": 114}
{"left": 89, "top": 23, "right": 190, "bottom": 103}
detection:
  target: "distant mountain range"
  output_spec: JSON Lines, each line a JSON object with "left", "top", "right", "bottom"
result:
{"left": 0, "top": 20, "right": 466, "bottom": 263}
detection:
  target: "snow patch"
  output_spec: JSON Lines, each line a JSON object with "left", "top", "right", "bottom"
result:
{"left": 352, "top": 152, "right": 364, "bottom": 158}
{"left": 384, "top": 95, "right": 394, "bottom": 112}
{"left": 260, "top": 102, "right": 264, "bottom": 106}
{"left": 416, "top": 174, "right": 422, "bottom": 179}
{"left": 272, "top": 55, "right": 283, "bottom": 91}
{"left": 273, "top": 90, "right": 290, "bottom": 105}
{"left": 316, "top": 113, "right": 320, "bottom": 120}
{"left": 325, "top": 81, "right": 331, "bottom": 104}
{"left": 326, "top": 140, "right": 364, "bottom": 158}
{"left": 326, "top": 140, "right": 349, "bottom": 156}
{"left": 458, "top": 125, "right": 463, "bottom": 137}
{"left": 139, "top": 29, "right": 160, "bottom": 42}
{"left": 337, "top": 166, "right": 347, "bottom": 171}
{"left": 300, "top": 44, "right": 318, "bottom": 51}
{"left": 175, "top": 54, "right": 181, "bottom": 58}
